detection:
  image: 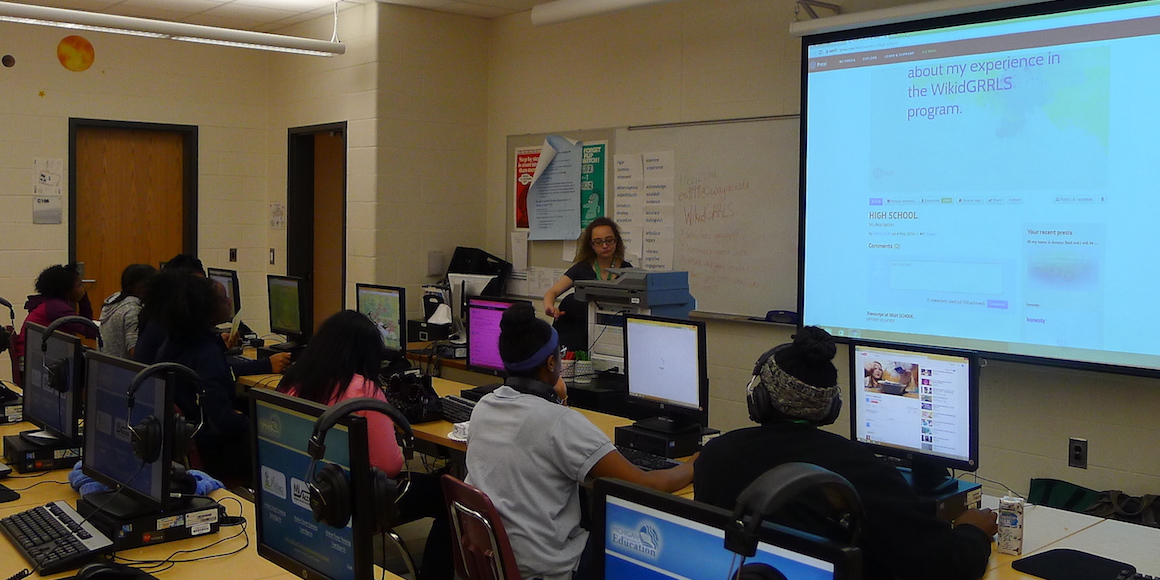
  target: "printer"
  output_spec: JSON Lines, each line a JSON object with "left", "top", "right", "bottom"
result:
{"left": 573, "top": 270, "right": 695, "bottom": 318}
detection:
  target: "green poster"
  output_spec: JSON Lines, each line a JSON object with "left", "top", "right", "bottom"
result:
{"left": 580, "top": 142, "right": 607, "bottom": 227}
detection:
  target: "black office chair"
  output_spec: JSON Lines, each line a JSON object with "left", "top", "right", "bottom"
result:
{"left": 725, "top": 462, "right": 865, "bottom": 558}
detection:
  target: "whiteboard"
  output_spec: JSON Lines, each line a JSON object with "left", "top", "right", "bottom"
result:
{"left": 614, "top": 117, "right": 799, "bottom": 317}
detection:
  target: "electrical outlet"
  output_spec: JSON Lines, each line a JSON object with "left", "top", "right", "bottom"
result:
{"left": 1069, "top": 437, "right": 1088, "bottom": 469}
{"left": 229, "top": 248, "right": 237, "bottom": 262}
{"left": 269, "top": 248, "right": 276, "bottom": 265}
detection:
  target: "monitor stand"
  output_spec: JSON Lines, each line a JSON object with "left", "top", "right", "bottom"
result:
{"left": 267, "top": 340, "right": 301, "bottom": 352}
{"left": 908, "top": 463, "right": 960, "bottom": 495}
{"left": 632, "top": 416, "right": 701, "bottom": 435}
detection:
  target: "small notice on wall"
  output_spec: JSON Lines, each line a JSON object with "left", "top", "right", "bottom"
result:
{"left": 269, "top": 203, "right": 286, "bottom": 229}
{"left": 33, "top": 196, "right": 63, "bottom": 224}
{"left": 33, "top": 158, "right": 64, "bottom": 224}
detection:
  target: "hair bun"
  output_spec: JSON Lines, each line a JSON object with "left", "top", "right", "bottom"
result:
{"left": 500, "top": 301, "right": 538, "bottom": 331}
{"left": 792, "top": 326, "right": 837, "bottom": 364}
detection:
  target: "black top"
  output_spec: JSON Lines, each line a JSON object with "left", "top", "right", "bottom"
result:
{"left": 694, "top": 423, "right": 992, "bottom": 580}
{"left": 563, "top": 259, "right": 632, "bottom": 282}
{"left": 555, "top": 260, "right": 633, "bottom": 351}
{"left": 156, "top": 331, "right": 251, "bottom": 481}
{"left": 137, "top": 319, "right": 271, "bottom": 376}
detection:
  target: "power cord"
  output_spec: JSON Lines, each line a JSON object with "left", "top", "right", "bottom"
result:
{"left": 112, "top": 497, "right": 249, "bottom": 572}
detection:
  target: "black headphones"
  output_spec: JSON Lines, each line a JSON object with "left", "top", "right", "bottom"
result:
{"left": 724, "top": 462, "right": 863, "bottom": 560}
{"left": 125, "top": 363, "right": 204, "bottom": 464}
{"left": 505, "top": 376, "right": 562, "bottom": 404}
{"left": 0, "top": 296, "right": 13, "bottom": 355}
{"left": 746, "top": 345, "right": 842, "bottom": 426}
{"left": 306, "top": 397, "right": 414, "bottom": 532}
{"left": 41, "top": 316, "right": 104, "bottom": 393}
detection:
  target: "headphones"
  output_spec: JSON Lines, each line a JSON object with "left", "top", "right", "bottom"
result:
{"left": 306, "top": 397, "right": 414, "bottom": 532}
{"left": 125, "top": 363, "right": 205, "bottom": 464}
{"left": 724, "top": 462, "right": 863, "bottom": 560}
{"left": 746, "top": 345, "right": 842, "bottom": 427}
{"left": 0, "top": 296, "right": 13, "bottom": 355}
{"left": 505, "top": 375, "right": 562, "bottom": 404}
{"left": 42, "top": 316, "right": 104, "bottom": 393}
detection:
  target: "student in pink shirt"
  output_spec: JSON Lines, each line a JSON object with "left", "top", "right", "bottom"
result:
{"left": 277, "top": 310, "right": 451, "bottom": 580}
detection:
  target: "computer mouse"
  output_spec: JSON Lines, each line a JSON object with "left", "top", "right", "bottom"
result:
{"left": 72, "top": 561, "right": 155, "bottom": 580}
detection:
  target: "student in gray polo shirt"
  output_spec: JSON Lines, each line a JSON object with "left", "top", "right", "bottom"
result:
{"left": 465, "top": 302, "right": 695, "bottom": 580}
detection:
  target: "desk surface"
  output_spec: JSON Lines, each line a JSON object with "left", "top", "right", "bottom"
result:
{"left": 0, "top": 420, "right": 405, "bottom": 580}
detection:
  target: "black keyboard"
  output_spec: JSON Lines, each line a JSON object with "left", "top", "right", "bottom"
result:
{"left": 1117, "top": 572, "right": 1156, "bottom": 580}
{"left": 616, "top": 445, "right": 682, "bottom": 471}
{"left": 440, "top": 395, "right": 476, "bottom": 424}
{"left": 1, "top": 500, "right": 114, "bottom": 575}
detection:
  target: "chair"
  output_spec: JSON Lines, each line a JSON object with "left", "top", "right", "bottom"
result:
{"left": 440, "top": 474, "right": 522, "bottom": 580}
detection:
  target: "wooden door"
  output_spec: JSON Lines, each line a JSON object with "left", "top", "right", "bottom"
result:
{"left": 311, "top": 132, "right": 345, "bottom": 330}
{"left": 71, "top": 121, "right": 195, "bottom": 311}
{"left": 287, "top": 123, "right": 346, "bottom": 336}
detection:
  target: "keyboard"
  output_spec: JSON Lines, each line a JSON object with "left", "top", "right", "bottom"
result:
{"left": 440, "top": 395, "right": 476, "bottom": 424}
{"left": 616, "top": 445, "right": 682, "bottom": 471}
{"left": 1, "top": 500, "right": 114, "bottom": 575}
{"left": 1116, "top": 572, "right": 1156, "bottom": 580}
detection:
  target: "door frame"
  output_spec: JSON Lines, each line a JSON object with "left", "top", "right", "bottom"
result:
{"left": 67, "top": 118, "right": 199, "bottom": 262}
{"left": 286, "top": 121, "right": 348, "bottom": 330}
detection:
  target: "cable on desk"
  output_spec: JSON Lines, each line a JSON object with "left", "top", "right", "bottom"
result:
{"left": 113, "top": 497, "right": 249, "bottom": 572}
{"left": 967, "top": 471, "right": 1026, "bottom": 500}
{"left": 7, "top": 479, "right": 69, "bottom": 492}
{"left": 250, "top": 374, "right": 282, "bottom": 390}
{"left": 4, "top": 568, "right": 31, "bottom": 580}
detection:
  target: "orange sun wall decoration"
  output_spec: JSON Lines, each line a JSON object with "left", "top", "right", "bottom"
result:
{"left": 57, "top": 35, "right": 94, "bottom": 71}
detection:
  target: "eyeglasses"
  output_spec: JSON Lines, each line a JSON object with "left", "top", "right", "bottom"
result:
{"left": 559, "top": 346, "right": 568, "bottom": 359}
{"left": 591, "top": 237, "right": 617, "bottom": 247}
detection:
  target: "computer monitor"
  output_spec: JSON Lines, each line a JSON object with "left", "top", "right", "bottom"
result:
{"left": 268, "top": 275, "right": 310, "bottom": 348}
{"left": 850, "top": 342, "right": 980, "bottom": 495}
{"left": 446, "top": 273, "right": 499, "bottom": 338}
{"left": 250, "top": 388, "right": 376, "bottom": 580}
{"left": 21, "top": 322, "right": 85, "bottom": 444}
{"left": 623, "top": 313, "right": 708, "bottom": 433}
{"left": 355, "top": 283, "right": 406, "bottom": 352}
{"left": 466, "top": 297, "right": 530, "bottom": 377}
{"left": 207, "top": 267, "right": 241, "bottom": 315}
{"left": 593, "top": 478, "right": 861, "bottom": 580}
{"left": 81, "top": 351, "right": 176, "bottom": 515}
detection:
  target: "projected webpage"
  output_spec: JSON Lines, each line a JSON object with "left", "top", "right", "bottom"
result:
{"left": 853, "top": 345, "right": 971, "bottom": 463}
{"left": 802, "top": 0, "right": 1160, "bottom": 369}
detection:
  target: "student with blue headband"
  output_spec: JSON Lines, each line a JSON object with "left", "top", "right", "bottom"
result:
{"left": 465, "top": 302, "right": 695, "bottom": 580}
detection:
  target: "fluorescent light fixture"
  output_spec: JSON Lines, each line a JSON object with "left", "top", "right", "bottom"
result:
{"left": 0, "top": 0, "right": 345, "bottom": 56}
{"left": 788, "top": 0, "right": 1043, "bottom": 36}
{"left": 530, "top": 0, "right": 682, "bottom": 25}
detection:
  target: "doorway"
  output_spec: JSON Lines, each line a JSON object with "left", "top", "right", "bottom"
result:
{"left": 70, "top": 119, "right": 197, "bottom": 311}
{"left": 286, "top": 122, "right": 347, "bottom": 334}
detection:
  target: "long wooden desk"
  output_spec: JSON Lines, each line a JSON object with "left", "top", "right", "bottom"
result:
{"left": 0, "top": 419, "right": 405, "bottom": 580}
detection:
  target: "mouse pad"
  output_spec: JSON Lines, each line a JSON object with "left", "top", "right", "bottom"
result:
{"left": 0, "top": 482, "right": 20, "bottom": 503}
{"left": 1012, "top": 548, "right": 1135, "bottom": 580}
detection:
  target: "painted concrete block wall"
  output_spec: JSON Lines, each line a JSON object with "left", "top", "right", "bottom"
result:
{"left": 484, "top": 0, "right": 1160, "bottom": 496}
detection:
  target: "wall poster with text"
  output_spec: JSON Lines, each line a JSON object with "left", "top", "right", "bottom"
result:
{"left": 513, "top": 146, "right": 541, "bottom": 229}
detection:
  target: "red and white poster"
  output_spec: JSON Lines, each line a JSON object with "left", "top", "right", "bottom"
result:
{"left": 513, "top": 146, "right": 541, "bottom": 229}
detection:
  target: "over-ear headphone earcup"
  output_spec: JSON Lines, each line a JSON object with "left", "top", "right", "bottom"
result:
{"left": 816, "top": 394, "right": 842, "bottom": 427}
{"left": 747, "top": 381, "right": 774, "bottom": 424}
{"left": 310, "top": 463, "right": 352, "bottom": 528}
{"left": 131, "top": 415, "right": 163, "bottom": 463}
{"left": 172, "top": 417, "right": 196, "bottom": 461}
{"left": 371, "top": 467, "right": 401, "bottom": 532}
{"left": 48, "top": 359, "right": 70, "bottom": 393}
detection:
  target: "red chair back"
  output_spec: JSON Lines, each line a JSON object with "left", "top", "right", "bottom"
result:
{"left": 440, "top": 474, "right": 522, "bottom": 580}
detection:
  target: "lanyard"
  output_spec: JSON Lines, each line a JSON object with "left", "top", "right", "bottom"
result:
{"left": 593, "top": 259, "right": 617, "bottom": 281}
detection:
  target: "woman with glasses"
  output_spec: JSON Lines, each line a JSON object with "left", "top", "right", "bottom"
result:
{"left": 542, "top": 217, "right": 632, "bottom": 349}
{"left": 465, "top": 302, "right": 694, "bottom": 580}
